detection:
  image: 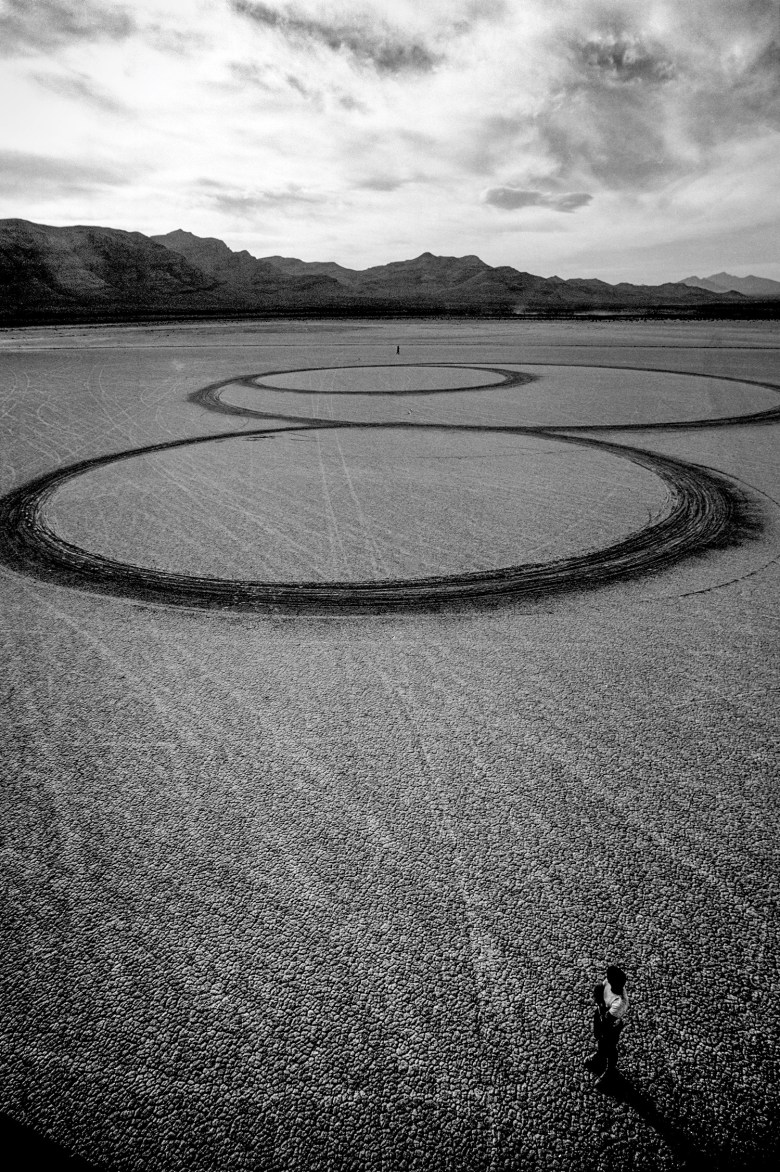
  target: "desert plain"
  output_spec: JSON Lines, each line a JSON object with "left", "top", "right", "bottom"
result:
{"left": 0, "top": 317, "right": 778, "bottom": 1171}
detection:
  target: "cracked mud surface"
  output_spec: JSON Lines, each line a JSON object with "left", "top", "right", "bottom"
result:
{"left": 1, "top": 320, "right": 778, "bottom": 1171}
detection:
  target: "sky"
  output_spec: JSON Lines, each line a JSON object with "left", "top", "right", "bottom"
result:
{"left": 0, "top": 0, "right": 778, "bottom": 282}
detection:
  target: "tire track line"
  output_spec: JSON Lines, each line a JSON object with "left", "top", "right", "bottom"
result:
{"left": 0, "top": 425, "right": 749, "bottom": 612}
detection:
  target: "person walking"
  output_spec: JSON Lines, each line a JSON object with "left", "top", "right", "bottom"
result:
{"left": 584, "top": 965, "right": 629, "bottom": 1088}
{"left": 396, "top": 344, "right": 400, "bottom": 355}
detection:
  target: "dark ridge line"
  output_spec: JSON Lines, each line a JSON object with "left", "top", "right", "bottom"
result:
{"left": 0, "top": 419, "right": 758, "bottom": 615}
{"left": 192, "top": 363, "right": 780, "bottom": 432}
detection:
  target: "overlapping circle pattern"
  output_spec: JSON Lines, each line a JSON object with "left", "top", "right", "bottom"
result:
{"left": 0, "top": 362, "right": 772, "bottom": 613}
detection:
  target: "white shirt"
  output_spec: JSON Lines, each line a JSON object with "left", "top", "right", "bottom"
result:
{"left": 604, "top": 979, "right": 629, "bottom": 1021}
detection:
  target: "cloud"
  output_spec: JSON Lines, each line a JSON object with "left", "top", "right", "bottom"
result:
{"left": 464, "top": 0, "right": 507, "bottom": 19}
{"left": 524, "top": 0, "right": 780, "bottom": 191}
{"left": 200, "top": 182, "right": 328, "bottom": 217}
{"left": 285, "top": 73, "right": 311, "bottom": 99}
{"left": 231, "top": 1, "right": 440, "bottom": 74}
{"left": 532, "top": 95, "right": 680, "bottom": 191}
{"left": 0, "top": 149, "right": 127, "bottom": 196}
{"left": 31, "top": 71, "right": 129, "bottom": 114}
{"left": 0, "top": 0, "right": 134, "bottom": 57}
{"left": 142, "top": 25, "right": 208, "bottom": 56}
{"left": 0, "top": 0, "right": 777, "bottom": 280}
{"left": 574, "top": 31, "right": 676, "bottom": 85}
{"left": 338, "top": 94, "right": 367, "bottom": 112}
{"left": 484, "top": 187, "right": 592, "bottom": 212}
{"left": 356, "top": 176, "right": 407, "bottom": 192}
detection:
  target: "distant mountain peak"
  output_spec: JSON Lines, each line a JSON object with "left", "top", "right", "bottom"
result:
{"left": 0, "top": 217, "right": 762, "bottom": 324}
{"left": 682, "top": 271, "right": 780, "bottom": 297}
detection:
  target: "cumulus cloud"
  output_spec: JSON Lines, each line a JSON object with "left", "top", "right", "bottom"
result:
{"left": 484, "top": 187, "right": 592, "bottom": 212}
{"left": 0, "top": 0, "right": 134, "bottom": 57}
{"left": 231, "top": 1, "right": 440, "bottom": 74}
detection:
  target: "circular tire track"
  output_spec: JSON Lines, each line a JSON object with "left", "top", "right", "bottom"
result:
{"left": 191, "top": 362, "right": 780, "bottom": 431}
{"left": 0, "top": 420, "right": 756, "bottom": 614}
{"left": 189, "top": 364, "right": 534, "bottom": 420}
{"left": 517, "top": 362, "right": 780, "bottom": 432}
{"left": 249, "top": 363, "right": 534, "bottom": 395}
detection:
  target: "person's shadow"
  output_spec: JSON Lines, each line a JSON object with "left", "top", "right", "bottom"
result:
{"left": 0, "top": 1112, "right": 104, "bottom": 1170}
{"left": 602, "top": 1075, "right": 777, "bottom": 1171}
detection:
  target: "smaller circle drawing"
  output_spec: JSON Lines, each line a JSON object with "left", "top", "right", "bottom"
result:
{"left": 193, "top": 362, "right": 780, "bottom": 431}
{"left": 250, "top": 364, "right": 526, "bottom": 395}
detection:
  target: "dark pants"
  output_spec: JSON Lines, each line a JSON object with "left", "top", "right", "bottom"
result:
{"left": 592, "top": 1012, "right": 623, "bottom": 1073}
{"left": 597, "top": 1027, "right": 620, "bottom": 1073}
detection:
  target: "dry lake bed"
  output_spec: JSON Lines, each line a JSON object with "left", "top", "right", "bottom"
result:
{"left": 1, "top": 318, "right": 778, "bottom": 1170}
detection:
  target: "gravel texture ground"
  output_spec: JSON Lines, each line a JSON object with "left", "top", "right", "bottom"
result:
{"left": 1, "top": 320, "right": 778, "bottom": 1171}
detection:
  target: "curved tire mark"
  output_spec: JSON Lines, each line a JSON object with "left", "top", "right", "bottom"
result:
{"left": 0, "top": 421, "right": 755, "bottom": 615}
{"left": 246, "top": 363, "right": 535, "bottom": 396}
{"left": 505, "top": 362, "right": 780, "bottom": 432}
{"left": 190, "top": 362, "right": 780, "bottom": 432}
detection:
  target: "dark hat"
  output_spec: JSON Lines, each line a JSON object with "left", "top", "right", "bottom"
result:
{"left": 606, "top": 965, "right": 627, "bottom": 987}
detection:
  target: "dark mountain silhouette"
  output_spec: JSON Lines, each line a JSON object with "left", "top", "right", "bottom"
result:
{"left": 0, "top": 218, "right": 758, "bottom": 324}
{"left": 682, "top": 271, "right": 780, "bottom": 297}
{"left": 151, "top": 233, "right": 755, "bottom": 314}
{"left": 150, "top": 229, "right": 346, "bottom": 302}
{"left": 0, "top": 219, "right": 220, "bottom": 314}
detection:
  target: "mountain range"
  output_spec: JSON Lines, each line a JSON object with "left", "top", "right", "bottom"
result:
{"left": 0, "top": 218, "right": 772, "bottom": 325}
{"left": 681, "top": 271, "right": 780, "bottom": 297}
